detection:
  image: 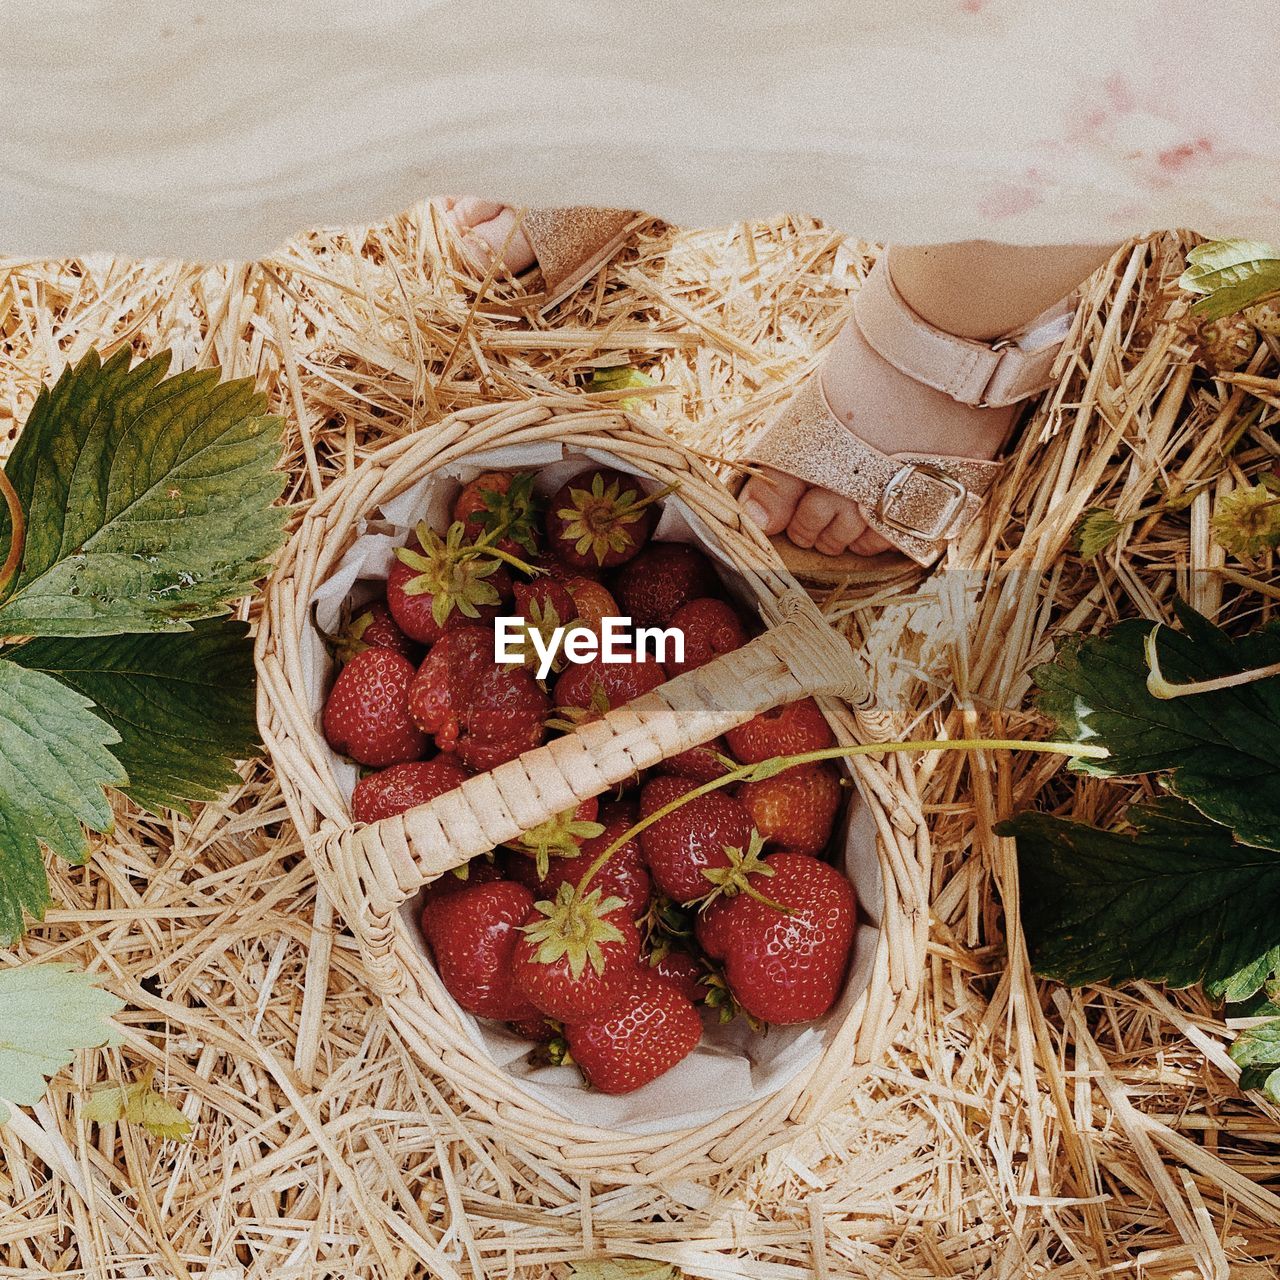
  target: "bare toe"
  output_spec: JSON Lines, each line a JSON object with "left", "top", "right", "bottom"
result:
{"left": 786, "top": 489, "right": 849, "bottom": 550}
{"left": 813, "top": 503, "right": 867, "bottom": 556}
{"left": 741, "top": 469, "right": 807, "bottom": 536}
{"left": 849, "top": 528, "right": 895, "bottom": 556}
{"left": 448, "top": 200, "right": 537, "bottom": 275}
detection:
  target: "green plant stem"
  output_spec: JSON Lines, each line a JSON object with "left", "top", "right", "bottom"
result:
{"left": 571, "top": 736, "right": 1108, "bottom": 903}
{"left": 0, "top": 468, "right": 24, "bottom": 600}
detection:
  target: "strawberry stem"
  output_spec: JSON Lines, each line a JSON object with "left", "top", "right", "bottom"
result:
{"left": 570, "top": 736, "right": 1108, "bottom": 903}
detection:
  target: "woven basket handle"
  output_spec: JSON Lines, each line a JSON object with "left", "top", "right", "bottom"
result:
{"left": 321, "top": 599, "right": 865, "bottom": 991}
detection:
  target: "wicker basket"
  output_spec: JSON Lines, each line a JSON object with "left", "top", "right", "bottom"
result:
{"left": 255, "top": 397, "right": 929, "bottom": 1182}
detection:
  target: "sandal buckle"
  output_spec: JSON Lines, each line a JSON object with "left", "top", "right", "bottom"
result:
{"left": 878, "top": 464, "right": 969, "bottom": 542}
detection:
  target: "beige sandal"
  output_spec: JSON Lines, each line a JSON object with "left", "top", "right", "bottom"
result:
{"left": 741, "top": 255, "right": 1076, "bottom": 583}
{"left": 453, "top": 205, "right": 639, "bottom": 312}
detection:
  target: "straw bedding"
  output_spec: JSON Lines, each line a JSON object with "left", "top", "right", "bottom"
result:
{"left": 1, "top": 212, "right": 1279, "bottom": 1278}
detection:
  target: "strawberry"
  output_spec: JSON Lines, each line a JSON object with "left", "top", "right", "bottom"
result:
{"left": 659, "top": 737, "right": 736, "bottom": 784}
{"left": 334, "top": 598, "right": 422, "bottom": 664}
{"left": 351, "top": 757, "right": 472, "bottom": 823}
{"left": 545, "top": 468, "right": 661, "bottom": 569}
{"left": 502, "top": 578, "right": 581, "bottom": 675}
{"left": 410, "top": 625, "right": 550, "bottom": 769}
{"left": 566, "top": 970, "right": 702, "bottom": 1094}
{"left": 562, "top": 576, "right": 619, "bottom": 633}
{"left": 697, "top": 852, "right": 856, "bottom": 1024}
{"left": 453, "top": 469, "right": 540, "bottom": 558}
{"left": 724, "top": 697, "right": 835, "bottom": 765}
{"left": 614, "top": 543, "right": 717, "bottom": 627}
{"left": 552, "top": 648, "right": 666, "bottom": 725}
{"left": 737, "top": 761, "right": 842, "bottom": 855}
{"left": 421, "top": 881, "right": 541, "bottom": 1020}
{"left": 666, "top": 598, "right": 747, "bottom": 678}
{"left": 637, "top": 775, "right": 754, "bottom": 903}
{"left": 504, "top": 807, "right": 651, "bottom": 921}
{"left": 421, "top": 855, "right": 505, "bottom": 905}
{"left": 387, "top": 520, "right": 518, "bottom": 645}
{"left": 323, "top": 647, "right": 426, "bottom": 767}
{"left": 511, "top": 884, "right": 642, "bottom": 1023}
{"left": 507, "top": 1015, "right": 559, "bottom": 1042}
{"left": 648, "top": 948, "right": 705, "bottom": 1004}
{"left": 508, "top": 797, "right": 603, "bottom": 878}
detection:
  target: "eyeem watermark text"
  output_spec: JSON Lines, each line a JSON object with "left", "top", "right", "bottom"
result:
{"left": 495, "top": 616, "right": 682, "bottom": 680}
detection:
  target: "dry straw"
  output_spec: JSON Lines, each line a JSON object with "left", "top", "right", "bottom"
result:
{"left": 0, "top": 213, "right": 1278, "bottom": 1276}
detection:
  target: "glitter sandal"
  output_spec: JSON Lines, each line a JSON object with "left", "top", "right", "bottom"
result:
{"left": 741, "top": 255, "right": 1076, "bottom": 582}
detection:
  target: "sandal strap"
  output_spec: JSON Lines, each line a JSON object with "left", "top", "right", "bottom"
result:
{"left": 747, "top": 376, "right": 1003, "bottom": 565}
{"left": 522, "top": 207, "right": 635, "bottom": 298}
{"left": 854, "top": 256, "right": 1074, "bottom": 408}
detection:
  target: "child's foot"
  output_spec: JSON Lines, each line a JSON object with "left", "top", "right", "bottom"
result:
{"left": 739, "top": 317, "right": 1015, "bottom": 557}
{"left": 442, "top": 197, "right": 536, "bottom": 274}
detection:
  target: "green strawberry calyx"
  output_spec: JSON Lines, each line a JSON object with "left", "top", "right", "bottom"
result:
{"left": 555, "top": 473, "right": 674, "bottom": 566}
{"left": 694, "top": 830, "right": 791, "bottom": 913}
{"left": 472, "top": 470, "right": 541, "bottom": 556}
{"left": 522, "top": 883, "right": 627, "bottom": 980}
{"left": 510, "top": 804, "right": 605, "bottom": 878}
{"left": 396, "top": 519, "right": 535, "bottom": 629}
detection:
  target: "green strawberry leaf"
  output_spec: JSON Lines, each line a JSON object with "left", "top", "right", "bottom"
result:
{"left": 1179, "top": 239, "right": 1280, "bottom": 321}
{"left": 1072, "top": 507, "right": 1125, "bottom": 559}
{"left": 1230, "top": 1017, "right": 1280, "bottom": 1101}
{"left": 0, "top": 348, "right": 286, "bottom": 637}
{"left": 0, "top": 963, "right": 122, "bottom": 1121}
{"left": 1000, "top": 798, "right": 1280, "bottom": 1002}
{"left": 1034, "top": 603, "right": 1280, "bottom": 850}
{"left": 5, "top": 620, "right": 259, "bottom": 815}
{"left": 0, "top": 658, "right": 125, "bottom": 943}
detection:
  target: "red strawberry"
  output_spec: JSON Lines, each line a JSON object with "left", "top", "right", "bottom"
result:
{"left": 614, "top": 543, "right": 717, "bottom": 627}
{"left": 637, "top": 776, "right": 754, "bottom": 903}
{"left": 421, "top": 881, "right": 541, "bottom": 1020}
{"left": 698, "top": 852, "right": 856, "bottom": 1024}
{"left": 504, "top": 809, "right": 651, "bottom": 921}
{"left": 508, "top": 797, "right": 603, "bottom": 878}
{"left": 552, "top": 649, "right": 666, "bottom": 724}
{"left": 422, "top": 856, "right": 505, "bottom": 905}
{"left": 666, "top": 598, "right": 747, "bottom": 678}
{"left": 453, "top": 469, "right": 540, "bottom": 559}
{"left": 566, "top": 970, "right": 702, "bottom": 1094}
{"left": 511, "top": 885, "right": 642, "bottom": 1023}
{"left": 335, "top": 599, "right": 422, "bottom": 664}
{"left": 410, "top": 625, "right": 550, "bottom": 768}
{"left": 507, "top": 1015, "right": 559, "bottom": 1042}
{"left": 562, "top": 576, "right": 619, "bottom": 633}
{"left": 323, "top": 647, "right": 426, "bottom": 767}
{"left": 502, "top": 578, "right": 581, "bottom": 675}
{"left": 351, "top": 757, "right": 472, "bottom": 823}
{"left": 514, "top": 577, "right": 577, "bottom": 624}
{"left": 649, "top": 949, "right": 705, "bottom": 1004}
{"left": 737, "top": 762, "right": 842, "bottom": 855}
{"left": 659, "top": 737, "right": 736, "bottom": 784}
{"left": 387, "top": 521, "right": 517, "bottom": 645}
{"left": 724, "top": 697, "right": 835, "bottom": 765}
{"left": 545, "top": 468, "right": 660, "bottom": 569}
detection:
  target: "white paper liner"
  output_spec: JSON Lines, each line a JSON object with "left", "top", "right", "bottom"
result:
{"left": 304, "top": 442, "right": 885, "bottom": 1134}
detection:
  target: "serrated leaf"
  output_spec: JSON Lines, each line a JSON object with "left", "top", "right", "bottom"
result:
{"left": 0, "top": 658, "right": 125, "bottom": 943}
{"left": 85, "top": 1070, "right": 192, "bottom": 1142}
{"left": 568, "top": 1262, "right": 679, "bottom": 1280}
{"left": 1033, "top": 603, "right": 1280, "bottom": 850}
{"left": 1073, "top": 507, "right": 1125, "bottom": 559}
{"left": 587, "top": 364, "right": 655, "bottom": 412}
{"left": 6, "top": 620, "right": 259, "bottom": 815}
{"left": 1179, "top": 239, "right": 1280, "bottom": 321}
{"left": 1000, "top": 798, "right": 1280, "bottom": 1001}
{"left": 0, "top": 964, "right": 122, "bottom": 1122}
{"left": 0, "top": 348, "right": 286, "bottom": 637}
